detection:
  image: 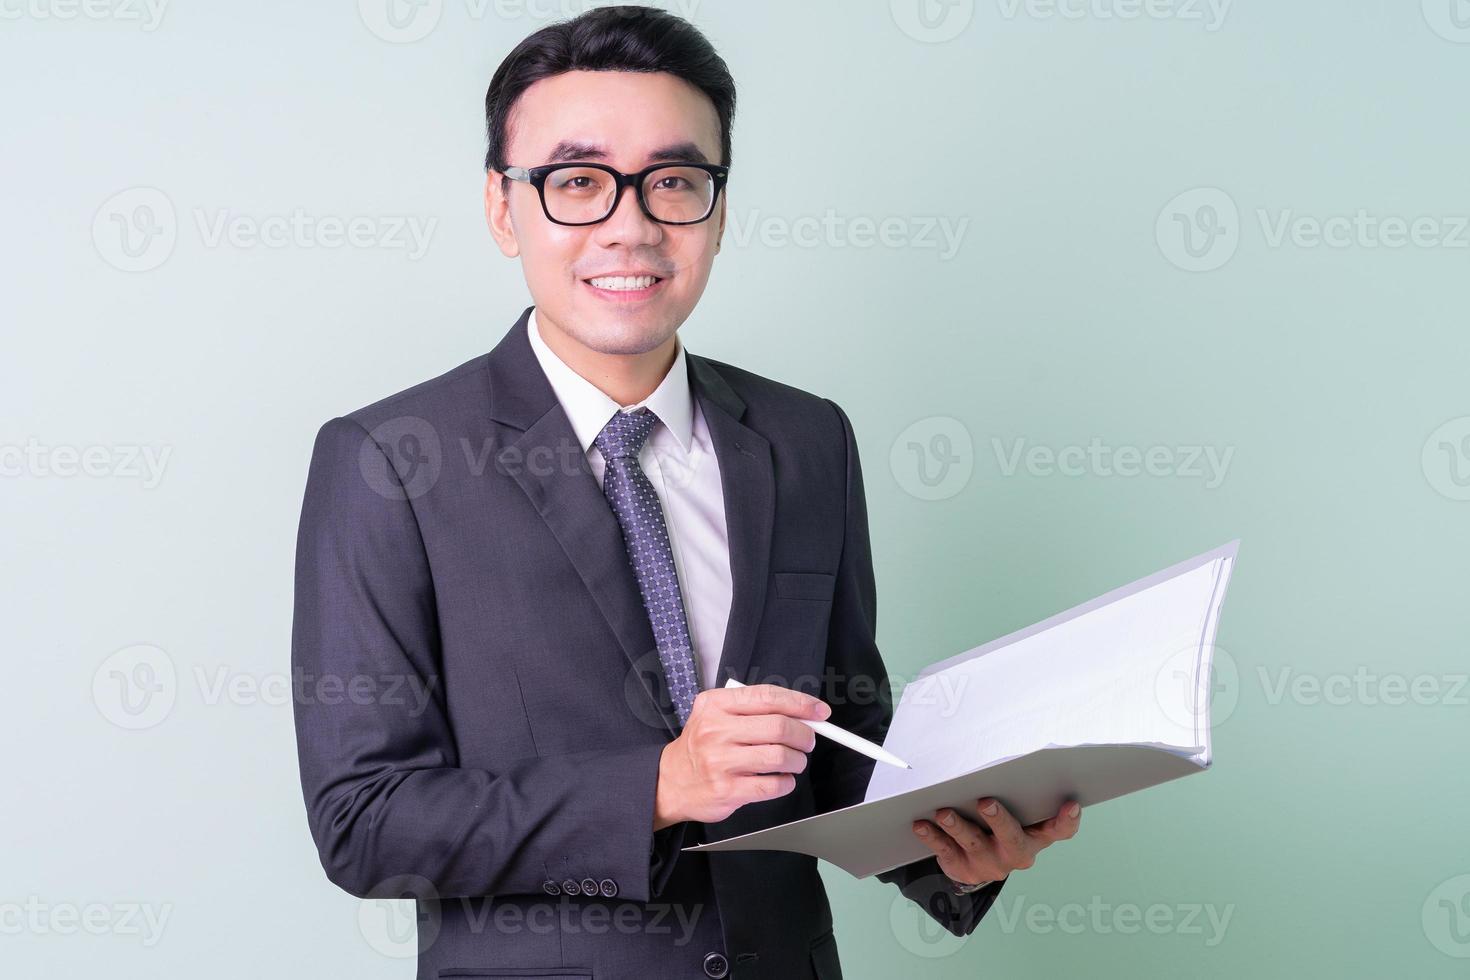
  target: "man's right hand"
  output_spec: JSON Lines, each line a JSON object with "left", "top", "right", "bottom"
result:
{"left": 653, "top": 684, "right": 831, "bottom": 829}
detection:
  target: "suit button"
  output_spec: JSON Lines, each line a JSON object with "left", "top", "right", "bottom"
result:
{"left": 541, "top": 880, "right": 561, "bottom": 896}
{"left": 580, "top": 877, "right": 598, "bottom": 897}
{"left": 561, "top": 878, "right": 581, "bottom": 896}
{"left": 702, "top": 951, "right": 729, "bottom": 978}
{"left": 599, "top": 878, "right": 618, "bottom": 898}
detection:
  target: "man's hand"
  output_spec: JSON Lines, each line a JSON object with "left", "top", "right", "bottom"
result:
{"left": 654, "top": 684, "right": 829, "bottom": 829}
{"left": 911, "top": 797, "right": 1082, "bottom": 886}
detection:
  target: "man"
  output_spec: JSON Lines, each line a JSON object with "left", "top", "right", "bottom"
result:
{"left": 291, "top": 7, "right": 1080, "bottom": 978}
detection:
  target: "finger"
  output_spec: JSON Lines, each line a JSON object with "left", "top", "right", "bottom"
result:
{"left": 730, "top": 714, "right": 818, "bottom": 752}
{"left": 933, "top": 807, "right": 997, "bottom": 861}
{"left": 910, "top": 819, "right": 975, "bottom": 876}
{"left": 732, "top": 743, "right": 808, "bottom": 776}
{"left": 1025, "top": 801, "right": 1082, "bottom": 845}
{"left": 974, "top": 798, "right": 1030, "bottom": 857}
{"left": 721, "top": 683, "right": 830, "bottom": 721}
{"left": 738, "top": 773, "right": 796, "bottom": 802}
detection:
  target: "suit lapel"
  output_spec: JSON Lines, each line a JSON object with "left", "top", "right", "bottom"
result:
{"left": 687, "top": 353, "right": 774, "bottom": 693}
{"left": 485, "top": 307, "right": 774, "bottom": 738}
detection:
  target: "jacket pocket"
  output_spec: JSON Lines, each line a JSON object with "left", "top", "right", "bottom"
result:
{"left": 774, "top": 571, "right": 836, "bottom": 602}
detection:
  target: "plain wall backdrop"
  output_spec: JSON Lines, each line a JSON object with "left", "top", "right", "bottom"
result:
{"left": 3, "top": 0, "right": 1468, "bottom": 976}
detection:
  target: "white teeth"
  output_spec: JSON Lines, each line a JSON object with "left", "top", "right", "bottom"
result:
{"left": 588, "top": 275, "right": 658, "bottom": 290}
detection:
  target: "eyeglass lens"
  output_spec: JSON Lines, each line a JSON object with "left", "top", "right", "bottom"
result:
{"left": 543, "top": 166, "right": 716, "bottom": 223}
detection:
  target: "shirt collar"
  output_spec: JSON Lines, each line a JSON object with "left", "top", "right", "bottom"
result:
{"left": 526, "top": 306, "right": 694, "bottom": 455}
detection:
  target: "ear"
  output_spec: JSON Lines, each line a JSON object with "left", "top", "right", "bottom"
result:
{"left": 484, "top": 170, "right": 520, "bottom": 258}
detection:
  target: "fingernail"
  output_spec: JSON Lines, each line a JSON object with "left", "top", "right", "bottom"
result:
{"left": 915, "top": 824, "right": 930, "bottom": 837}
{"left": 814, "top": 702, "right": 831, "bottom": 719}
{"left": 940, "top": 811, "right": 955, "bottom": 826}
{"left": 1068, "top": 802, "right": 1081, "bottom": 818}
{"left": 982, "top": 800, "right": 999, "bottom": 816}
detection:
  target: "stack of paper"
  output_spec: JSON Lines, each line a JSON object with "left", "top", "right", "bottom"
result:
{"left": 684, "top": 541, "right": 1238, "bottom": 878}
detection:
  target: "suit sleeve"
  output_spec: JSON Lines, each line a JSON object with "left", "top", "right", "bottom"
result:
{"left": 291, "top": 415, "right": 683, "bottom": 902}
{"left": 810, "top": 399, "right": 1006, "bottom": 938}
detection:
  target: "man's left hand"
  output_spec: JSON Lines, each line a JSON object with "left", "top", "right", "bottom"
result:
{"left": 911, "top": 797, "right": 1081, "bottom": 886}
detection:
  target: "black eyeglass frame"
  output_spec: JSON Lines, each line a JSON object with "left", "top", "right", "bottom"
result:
{"left": 502, "top": 161, "right": 730, "bottom": 227}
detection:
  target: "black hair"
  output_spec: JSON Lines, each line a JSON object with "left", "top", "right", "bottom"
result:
{"left": 483, "top": 4, "right": 736, "bottom": 179}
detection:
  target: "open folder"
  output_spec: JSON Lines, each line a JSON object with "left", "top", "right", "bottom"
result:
{"left": 683, "top": 541, "right": 1239, "bottom": 879}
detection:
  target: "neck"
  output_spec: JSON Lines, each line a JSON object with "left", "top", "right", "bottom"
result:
{"left": 536, "top": 311, "right": 678, "bottom": 407}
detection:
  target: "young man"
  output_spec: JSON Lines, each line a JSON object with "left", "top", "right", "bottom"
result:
{"left": 291, "top": 7, "right": 1079, "bottom": 978}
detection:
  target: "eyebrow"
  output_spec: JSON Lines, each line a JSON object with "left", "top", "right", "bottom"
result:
{"left": 543, "top": 140, "right": 712, "bottom": 166}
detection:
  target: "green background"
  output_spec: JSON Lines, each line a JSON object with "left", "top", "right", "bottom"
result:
{"left": 3, "top": 1, "right": 1467, "bottom": 977}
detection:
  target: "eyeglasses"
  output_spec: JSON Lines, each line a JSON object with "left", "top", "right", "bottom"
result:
{"left": 502, "top": 161, "right": 729, "bottom": 227}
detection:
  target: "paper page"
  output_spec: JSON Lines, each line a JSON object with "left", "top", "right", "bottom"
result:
{"left": 684, "top": 541, "right": 1239, "bottom": 875}
{"left": 866, "top": 543, "right": 1234, "bottom": 801}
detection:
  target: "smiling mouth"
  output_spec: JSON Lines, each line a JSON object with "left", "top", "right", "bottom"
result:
{"left": 582, "top": 274, "right": 665, "bottom": 291}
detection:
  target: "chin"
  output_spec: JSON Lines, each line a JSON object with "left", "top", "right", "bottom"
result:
{"left": 569, "top": 309, "right": 680, "bottom": 356}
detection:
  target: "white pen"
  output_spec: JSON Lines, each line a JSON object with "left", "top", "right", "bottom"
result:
{"left": 724, "top": 677, "right": 912, "bottom": 769}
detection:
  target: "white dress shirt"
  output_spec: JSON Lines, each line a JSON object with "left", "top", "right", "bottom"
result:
{"left": 526, "top": 307, "right": 733, "bottom": 693}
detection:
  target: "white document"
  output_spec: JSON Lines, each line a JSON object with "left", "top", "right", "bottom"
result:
{"left": 684, "top": 541, "right": 1238, "bottom": 878}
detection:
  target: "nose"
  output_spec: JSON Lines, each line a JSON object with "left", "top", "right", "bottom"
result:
{"left": 592, "top": 178, "right": 662, "bottom": 249}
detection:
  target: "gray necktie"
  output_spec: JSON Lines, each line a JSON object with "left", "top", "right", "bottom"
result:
{"left": 593, "top": 407, "right": 702, "bottom": 726}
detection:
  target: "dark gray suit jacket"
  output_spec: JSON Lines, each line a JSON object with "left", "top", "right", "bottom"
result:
{"left": 291, "top": 307, "right": 1004, "bottom": 979}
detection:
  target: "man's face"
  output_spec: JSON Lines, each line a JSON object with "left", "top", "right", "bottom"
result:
{"left": 485, "top": 70, "right": 726, "bottom": 356}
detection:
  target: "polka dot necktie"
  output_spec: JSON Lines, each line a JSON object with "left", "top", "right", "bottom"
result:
{"left": 593, "top": 407, "right": 702, "bottom": 727}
